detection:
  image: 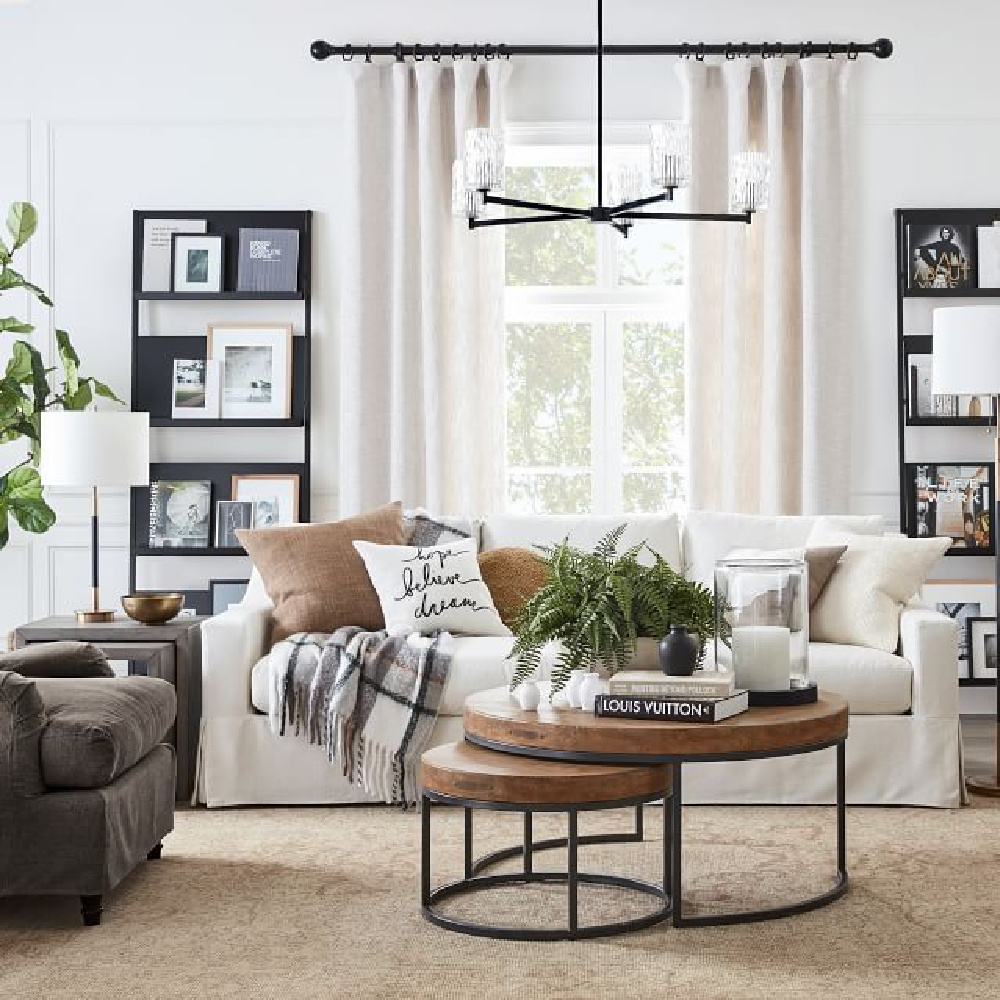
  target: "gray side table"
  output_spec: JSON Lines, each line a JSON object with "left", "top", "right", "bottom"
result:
{"left": 14, "top": 616, "right": 206, "bottom": 801}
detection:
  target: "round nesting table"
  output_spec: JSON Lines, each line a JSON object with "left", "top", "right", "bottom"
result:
{"left": 463, "top": 687, "right": 850, "bottom": 928}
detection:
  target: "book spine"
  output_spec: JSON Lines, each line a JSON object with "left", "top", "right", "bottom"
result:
{"left": 608, "top": 681, "right": 733, "bottom": 698}
{"left": 594, "top": 694, "right": 726, "bottom": 723}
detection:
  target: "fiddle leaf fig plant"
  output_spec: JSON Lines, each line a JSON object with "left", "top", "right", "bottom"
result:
{"left": 0, "top": 201, "right": 124, "bottom": 548}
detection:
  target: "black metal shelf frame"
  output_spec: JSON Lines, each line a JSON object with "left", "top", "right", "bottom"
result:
{"left": 129, "top": 209, "right": 313, "bottom": 597}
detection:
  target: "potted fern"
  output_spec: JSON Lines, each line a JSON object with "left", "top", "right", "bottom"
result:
{"left": 508, "top": 525, "right": 718, "bottom": 696}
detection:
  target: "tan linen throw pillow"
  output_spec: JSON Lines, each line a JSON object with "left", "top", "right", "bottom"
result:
{"left": 237, "top": 501, "right": 404, "bottom": 644}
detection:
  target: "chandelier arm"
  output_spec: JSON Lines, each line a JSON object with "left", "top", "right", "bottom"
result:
{"left": 483, "top": 193, "right": 591, "bottom": 218}
{"left": 610, "top": 191, "right": 670, "bottom": 215}
{"left": 619, "top": 210, "right": 753, "bottom": 224}
{"left": 469, "top": 213, "right": 584, "bottom": 228}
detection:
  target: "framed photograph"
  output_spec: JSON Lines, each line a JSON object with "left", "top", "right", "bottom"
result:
{"left": 207, "top": 323, "right": 293, "bottom": 420}
{"left": 215, "top": 500, "right": 253, "bottom": 548}
{"left": 141, "top": 218, "right": 206, "bottom": 292}
{"left": 922, "top": 581, "right": 996, "bottom": 680}
{"left": 210, "top": 578, "right": 250, "bottom": 615}
{"left": 148, "top": 480, "right": 212, "bottom": 549}
{"left": 171, "top": 233, "right": 224, "bottom": 293}
{"left": 905, "top": 463, "right": 994, "bottom": 554}
{"left": 231, "top": 474, "right": 300, "bottom": 527}
{"left": 977, "top": 225, "right": 1000, "bottom": 288}
{"left": 907, "top": 222, "right": 974, "bottom": 290}
{"left": 171, "top": 359, "right": 220, "bottom": 419}
{"left": 969, "top": 617, "right": 998, "bottom": 680}
{"left": 903, "top": 336, "right": 994, "bottom": 423}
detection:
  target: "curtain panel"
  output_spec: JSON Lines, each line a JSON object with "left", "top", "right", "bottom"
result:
{"left": 335, "top": 61, "right": 509, "bottom": 517}
{"left": 681, "top": 58, "right": 853, "bottom": 515}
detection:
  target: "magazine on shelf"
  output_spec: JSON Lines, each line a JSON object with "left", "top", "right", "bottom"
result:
{"left": 148, "top": 480, "right": 212, "bottom": 548}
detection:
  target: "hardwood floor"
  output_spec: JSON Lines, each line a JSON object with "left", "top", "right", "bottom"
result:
{"left": 961, "top": 715, "right": 996, "bottom": 779}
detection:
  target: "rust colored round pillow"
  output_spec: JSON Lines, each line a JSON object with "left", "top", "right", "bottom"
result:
{"left": 478, "top": 547, "right": 550, "bottom": 628}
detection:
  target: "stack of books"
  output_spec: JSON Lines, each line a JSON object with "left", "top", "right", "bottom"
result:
{"left": 594, "top": 669, "right": 748, "bottom": 723}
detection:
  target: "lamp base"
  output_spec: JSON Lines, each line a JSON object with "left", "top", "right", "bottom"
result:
{"left": 966, "top": 776, "right": 1000, "bottom": 798}
{"left": 75, "top": 610, "right": 116, "bottom": 625}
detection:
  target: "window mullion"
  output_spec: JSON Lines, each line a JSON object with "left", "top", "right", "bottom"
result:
{"left": 605, "top": 312, "right": 625, "bottom": 514}
{"left": 590, "top": 310, "right": 607, "bottom": 514}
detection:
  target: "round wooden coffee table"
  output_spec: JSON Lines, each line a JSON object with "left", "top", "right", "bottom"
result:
{"left": 463, "top": 687, "right": 850, "bottom": 927}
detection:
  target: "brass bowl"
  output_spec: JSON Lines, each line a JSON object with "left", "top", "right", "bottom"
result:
{"left": 121, "top": 593, "right": 185, "bottom": 625}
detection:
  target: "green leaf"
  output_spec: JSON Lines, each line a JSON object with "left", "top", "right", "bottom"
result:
{"left": 0, "top": 316, "right": 33, "bottom": 334}
{"left": 5, "top": 340, "right": 33, "bottom": 382}
{"left": 0, "top": 268, "right": 53, "bottom": 306}
{"left": 0, "top": 465, "right": 55, "bottom": 536}
{"left": 0, "top": 508, "right": 8, "bottom": 549}
{"left": 55, "top": 329, "right": 79, "bottom": 398}
{"left": 0, "top": 235, "right": 10, "bottom": 264}
{"left": 6, "top": 203, "right": 38, "bottom": 251}
{"left": 65, "top": 381, "right": 92, "bottom": 411}
{"left": 91, "top": 378, "right": 124, "bottom": 406}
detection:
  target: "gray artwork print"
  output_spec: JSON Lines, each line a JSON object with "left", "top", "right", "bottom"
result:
{"left": 224, "top": 345, "right": 273, "bottom": 403}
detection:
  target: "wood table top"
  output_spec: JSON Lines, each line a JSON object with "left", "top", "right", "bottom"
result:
{"left": 421, "top": 740, "right": 672, "bottom": 805}
{"left": 463, "top": 687, "right": 849, "bottom": 763}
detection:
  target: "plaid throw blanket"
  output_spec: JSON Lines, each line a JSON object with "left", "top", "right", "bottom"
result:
{"left": 268, "top": 627, "right": 452, "bottom": 806}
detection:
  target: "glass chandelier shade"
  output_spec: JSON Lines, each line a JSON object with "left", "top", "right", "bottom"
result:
{"left": 451, "top": 159, "right": 484, "bottom": 221}
{"left": 464, "top": 127, "right": 505, "bottom": 193}
{"left": 730, "top": 150, "right": 771, "bottom": 214}
{"left": 611, "top": 163, "right": 644, "bottom": 207}
{"left": 649, "top": 121, "right": 691, "bottom": 190}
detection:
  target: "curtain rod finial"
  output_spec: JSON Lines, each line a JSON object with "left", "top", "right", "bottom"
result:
{"left": 873, "top": 37, "right": 893, "bottom": 59}
{"left": 311, "top": 40, "right": 333, "bottom": 61}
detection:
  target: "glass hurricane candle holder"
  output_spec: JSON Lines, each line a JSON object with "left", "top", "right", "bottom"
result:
{"left": 714, "top": 557, "right": 809, "bottom": 692}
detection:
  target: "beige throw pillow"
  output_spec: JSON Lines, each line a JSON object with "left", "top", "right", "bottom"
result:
{"left": 805, "top": 521, "right": 951, "bottom": 652}
{"left": 478, "top": 547, "right": 551, "bottom": 627}
{"left": 237, "top": 501, "right": 404, "bottom": 644}
{"left": 727, "top": 545, "right": 848, "bottom": 610}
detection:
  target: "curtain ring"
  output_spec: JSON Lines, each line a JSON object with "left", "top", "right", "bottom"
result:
{"left": 680, "top": 43, "right": 690, "bottom": 59}
{"left": 724, "top": 43, "right": 735, "bottom": 60}
{"left": 499, "top": 43, "right": 510, "bottom": 60}
{"left": 432, "top": 44, "right": 442, "bottom": 62}
{"left": 413, "top": 43, "right": 424, "bottom": 62}
{"left": 342, "top": 44, "right": 353, "bottom": 61}
{"left": 761, "top": 42, "right": 771, "bottom": 59}
{"left": 799, "top": 41, "right": 813, "bottom": 59}
{"left": 847, "top": 42, "right": 859, "bottom": 61}
{"left": 394, "top": 42, "right": 404, "bottom": 63}
{"left": 485, "top": 43, "right": 495, "bottom": 60}
{"left": 826, "top": 41, "right": 835, "bottom": 59}
{"left": 452, "top": 43, "right": 463, "bottom": 60}
{"left": 695, "top": 43, "right": 705, "bottom": 61}
{"left": 740, "top": 42, "right": 750, "bottom": 59}
{"left": 365, "top": 44, "right": 372, "bottom": 63}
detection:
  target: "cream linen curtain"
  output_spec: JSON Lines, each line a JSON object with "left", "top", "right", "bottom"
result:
{"left": 681, "top": 58, "right": 853, "bottom": 514}
{"left": 336, "top": 60, "right": 509, "bottom": 517}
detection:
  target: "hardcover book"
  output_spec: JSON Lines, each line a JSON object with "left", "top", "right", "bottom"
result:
{"left": 608, "top": 669, "right": 735, "bottom": 699}
{"left": 236, "top": 228, "right": 299, "bottom": 293}
{"left": 594, "top": 691, "right": 749, "bottom": 723}
{"left": 148, "top": 480, "right": 212, "bottom": 548}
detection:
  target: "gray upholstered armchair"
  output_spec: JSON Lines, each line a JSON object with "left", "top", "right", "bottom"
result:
{"left": 0, "top": 642, "right": 176, "bottom": 925}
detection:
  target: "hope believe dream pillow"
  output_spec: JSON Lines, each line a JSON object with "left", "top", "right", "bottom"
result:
{"left": 354, "top": 537, "right": 511, "bottom": 637}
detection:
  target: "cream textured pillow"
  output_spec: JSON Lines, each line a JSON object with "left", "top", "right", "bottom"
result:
{"left": 805, "top": 523, "right": 951, "bottom": 652}
{"left": 354, "top": 536, "right": 511, "bottom": 637}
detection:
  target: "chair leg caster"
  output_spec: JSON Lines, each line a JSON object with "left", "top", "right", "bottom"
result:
{"left": 147, "top": 843, "right": 163, "bottom": 861}
{"left": 80, "top": 894, "right": 103, "bottom": 926}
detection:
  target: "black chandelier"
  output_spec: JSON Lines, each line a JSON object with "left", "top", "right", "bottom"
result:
{"left": 312, "top": 3, "right": 892, "bottom": 238}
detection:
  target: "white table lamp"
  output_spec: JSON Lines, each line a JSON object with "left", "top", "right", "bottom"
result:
{"left": 39, "top": 411, "right": 149, "bottom": 623}
{"left": 932, "top": 306, "right": 1000, "bottom": 797}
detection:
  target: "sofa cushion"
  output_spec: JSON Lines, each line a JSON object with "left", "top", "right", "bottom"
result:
{"left": 478, "top": 547, "right": 550, "bottom": 627}
{"left": 806, "top": 642, "right": 912, "bottom": 714}
{"left": 0, "top": 641, "right": 113, "bottom": 679}
{"left": 34, "top": 677, "right": 177, "bottom": 790}
{"left": 237, "top": 501, "right": 404, "bottom": 644}
{"left": 0, "top": 670, "right": 46, "bottom": 798}
{"left": 482, "top": 513, "right": 682, "bottom": 569}
{"left": 682, "top": 511, "right": 884, "bottom": 588}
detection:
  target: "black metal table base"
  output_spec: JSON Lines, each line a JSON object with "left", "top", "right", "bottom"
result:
{"left": 421, "top": 796, "right": 671, "bottom": 941}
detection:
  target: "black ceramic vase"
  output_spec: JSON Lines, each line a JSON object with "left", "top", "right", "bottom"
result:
{"left": 659, "top": 626, "right": 700, "bottom": 676}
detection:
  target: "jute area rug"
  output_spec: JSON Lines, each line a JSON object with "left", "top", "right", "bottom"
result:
{"left": 2, "top": 800, "right": 999, "bottom": 1000}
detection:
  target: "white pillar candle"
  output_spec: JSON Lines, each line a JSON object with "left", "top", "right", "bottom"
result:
{"left": 731, "top": 625, "right": 791, "bottom": 691}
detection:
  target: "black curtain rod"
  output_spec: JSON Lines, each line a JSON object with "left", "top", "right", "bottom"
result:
{"left": 311, "top": 38, "right": 893, "bottom": 62}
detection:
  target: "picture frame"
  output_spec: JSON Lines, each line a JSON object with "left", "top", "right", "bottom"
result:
{"left": 148, "top": 480, "right": 212, "bottom": 549}
{"left": 210, "top": 578, "right": 250, "bottom": 615}
{"left": 922, "top": 580, "right": 996, "bottom": 681}
{"left": 214, "top": 500, "right": 254, "bottom": 548}
{"left": 231, "top": 474, "right": 300, "bottom": 527}
{"left": 968, "top": 617, "right": 998, "bottom": 680}
{"left": 141, "top": 218, "right": 206, "bottom": 292}
{"left": 903, "top": 336, "right": 994, "bottom": 424}
{"left": 906, "top": 221, "right": 975, "bottom": 291}
{"left": 171, "top": 233, "right": 224, "bottom": 293}
{"left": 905, "top": 463, "right": 994, "bottom": 555}
{"left": 207, "top": 323, "right": 293, "bottom": 420}
{"left": 171, "top": 359, "right": 221, "bottom": 420}
{"left": 977, "top": 224, "right": 1000, "bottom": 289}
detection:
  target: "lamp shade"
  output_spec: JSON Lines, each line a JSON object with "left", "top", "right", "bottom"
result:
{"left": 39, "top": 411, "right": 149, "bottom": 488}
{"left": 932, "top": 306, "right": 1000, "bottom": 396}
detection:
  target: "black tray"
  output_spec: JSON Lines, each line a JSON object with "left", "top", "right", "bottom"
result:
{"left": 747, "top": 681, "right": 818, "bottom": 708}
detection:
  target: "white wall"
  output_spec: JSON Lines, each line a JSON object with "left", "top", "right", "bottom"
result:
{"left": 1, "top": 0, "right": 999, "bottom": 679}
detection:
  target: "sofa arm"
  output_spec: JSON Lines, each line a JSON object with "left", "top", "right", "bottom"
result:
{"left": 200, "top": 603, "right": 273, "bottom": 718}
{"left": 899, "top": 606, "right": 960, "bottom": 719}
{"left": 0, "top": 671, "right": 45, "bottom": 802}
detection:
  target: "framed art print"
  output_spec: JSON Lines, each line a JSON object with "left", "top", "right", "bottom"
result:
{"left": 171, "top": 359, "right": 220, "bottom": 419}
{"left": 210, "top": 578, "right": 250, "bottom": 614}
{"left": 969, "top": 617, "right": 998, "bottom": 680}
{"left": 208, "top": 323, "right": 293, "bottom": 420}
{"left": 906, "top": 222, "right": 974, "bottom": 290}
{"left": 906, "top": 463, "right": 994, "bottom": 555}
{"left": 215, "top": 500, "right": 253, "bottom": 548}
{"left": 922, "top": 581, "right": 996, "bottom": 680}
{"left": 903, "top": 336, "right": 993, "bottom": 424}
{"left": 171, "top": 233, "right": 224, "bottom": 293}
{"left": 231, "top": 474, "right": 300, "bottom": 527}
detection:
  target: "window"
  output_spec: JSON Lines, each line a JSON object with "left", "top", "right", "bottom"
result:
{"left": 503, "top": 140, "right": 687, "bottom": 515}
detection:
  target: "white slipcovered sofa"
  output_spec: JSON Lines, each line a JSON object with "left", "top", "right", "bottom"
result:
{"left": 194, "top": 511, "right": 963, "bottom": 808}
